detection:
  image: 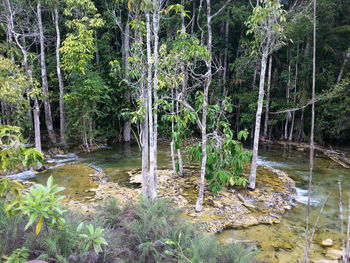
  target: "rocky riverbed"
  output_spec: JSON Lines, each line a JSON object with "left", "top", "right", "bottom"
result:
{"left": 65, "top": 164, "right": 296, "bottom": 233}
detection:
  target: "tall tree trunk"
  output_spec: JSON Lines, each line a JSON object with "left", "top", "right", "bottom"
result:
{"left": 304, "top": 0, "right": 317, "bottom": 260}
{"left": 146, "top": 11, "right": 157, "bottom": 202}
{"left": 263, "top": 55, "right": 273, "bottom": 139}
{"left": 123, "top": 13, "right": 132, "bottom": 143}
{"left": 152, "top": 2, "right": 160, "bottom": 187}
{"left": 170, "top": 88, "right": 177, "bottom": 177}
{"left": 54, "top": 8, "right": 66, "bottom": 147}
{"left": 177, "top": 0, "right": 187, "bottom": 177}
{"left": 284, "top": 61, "right": 291, "bottom": 140}
{"left": 176, "top": 90, "right": 184, "bottom": 177}
{"left": 222, "top": 15, "right": 229, "bottom": 96}
{"left": 33, "top": 98, "right": 41, "bottom": 152}
{"left": 249, "top": 49, "right": 268, "bottom": 190}
{"left": 191, "top": 1, "right": 195, "bottom": 35}
{"left": 195, "top": 0, "right": 212, "bottom": 212}
{"left": 289, "top": 51, "right": 299, "bottom": 141}
{"left": 37, "top": 2, "right": 56, "bottom": 144}
{"left": 141, "top": 82, "right": 150, "bottom": 198}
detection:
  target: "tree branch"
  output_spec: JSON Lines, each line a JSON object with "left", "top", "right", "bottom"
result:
{"left": 211, "top": 0, "right": 232, "bottom": 19}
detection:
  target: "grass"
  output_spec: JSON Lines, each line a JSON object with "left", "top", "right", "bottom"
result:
{"left": 0, "top": 199, "right": 258, "bottom": 263}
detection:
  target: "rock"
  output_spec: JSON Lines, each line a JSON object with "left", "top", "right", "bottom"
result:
{"left": 325, "top": 249, "right": 342, "bottom": 260}
{"left": 62, "top": 166, "right": 296, "bottom": 233}
{"left": 321, "top": 238, "right": 333, "bottom": 247}
{"left": 312, "top": 259, "right": 338, "bottom": 263}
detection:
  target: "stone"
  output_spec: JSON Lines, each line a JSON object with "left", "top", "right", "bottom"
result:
{"left": 312, "top": 259, "right": 338, "bottom": 263}
{"left": 321, "top": 238, "right": 333, "bottom": 247}
{"left": 325, "top": 249, "right": 342, "bottom": 260}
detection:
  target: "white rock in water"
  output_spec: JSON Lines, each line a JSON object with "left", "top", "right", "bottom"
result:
{"left": 321, "top": 238, "right": 333, "bottom": 247}
{"left": 312, "top": 259, "right": 338, "bottom": 263}
{"left": 325, "top": 249, "right": 342, "bottom": 260}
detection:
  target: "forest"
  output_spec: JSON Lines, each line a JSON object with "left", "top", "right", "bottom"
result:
{"left": 0, "top": 0, "right": 350, "bottom": 262}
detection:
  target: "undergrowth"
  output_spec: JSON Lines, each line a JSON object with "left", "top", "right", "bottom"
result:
{"left": 0, "top": 198, "right": 258, "bottom": 263}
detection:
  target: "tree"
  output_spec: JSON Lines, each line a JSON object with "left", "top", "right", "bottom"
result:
{"left": 61, "top": 0, "right": 105, "bottom": 151}
{"left": 53, "top": 3, "right": 67, "bottom": 147}
{"left": 37, "top": 1, "right": 57, "bottom": 144}
{"left": 105, "top": 0, "right": 133, "bottom": 143}
{"left": 304, "top": 0, "right": 317, "bottom": 260}
{"left": 263, "top": 55, "right": 272, "bottom": 140}
{"left": 245, "top": 0, "right": 287, "bottom": 190}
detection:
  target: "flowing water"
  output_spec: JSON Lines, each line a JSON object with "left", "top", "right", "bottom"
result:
{"left": 29, "top": 143, "right": 350, "bottom": 262}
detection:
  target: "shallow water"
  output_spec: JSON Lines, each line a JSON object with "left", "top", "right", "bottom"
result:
{"left": 30, "top": 143, "right": 350, "bottom": 262}
{"left": 219, "top": 144, "right": 350, "bottom": 262}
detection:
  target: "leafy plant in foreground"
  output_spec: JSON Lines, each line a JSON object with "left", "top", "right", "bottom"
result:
{"left": 18, "top": 176, "right": 65, "bottom": 235}
{"left": 77, "top": 222, "right": 108, "bottom": 254}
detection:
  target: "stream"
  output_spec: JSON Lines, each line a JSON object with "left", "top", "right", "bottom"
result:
{"left": 27, "top": 143, "right": 350, "bottom": 263}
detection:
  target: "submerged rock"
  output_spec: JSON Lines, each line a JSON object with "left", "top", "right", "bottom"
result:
{"left": 321, "top": 239, "right": 334, "bottom": 247}
{"left": 312, "top": 259, "right": 338, "bottom": 263}
{"left": 7, "top": 170, "right": 37, "bottom": 180}
{"left": 325, "top": 249, "right": 342, "bottom": 260}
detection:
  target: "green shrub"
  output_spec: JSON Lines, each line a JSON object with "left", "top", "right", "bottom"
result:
{"left": 0, "top": 179, "right": 24, "bottom": 214}
{"left": 187, "top": 129, "right": 252, "bottom": 194}
{"left": 17, "top": 176, "right": 66, "bottom": 235}
{"left": 1, "top": 247, "right": 29, "bottom": 263}
{"left": 0, "top": 125, "right": 43, "bottom": 171}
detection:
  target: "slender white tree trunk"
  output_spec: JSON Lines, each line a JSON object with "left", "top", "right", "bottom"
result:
{"left": 37, "top": 2, "right": 56, "bottom": 144}
{"left": 152, "top": 2, "right": 160, "bottom": 186}
{"left": 33, "top": 98, "right": 41, "bottom": 152}
{"left": 171, "top": 89, "right": 177, "bottom": 177}
{"left": 304, "top": 0, "right": 317, "bottom": 260}
{"left": 289, "top": 56, "right": 298, "bottom": 141}
{"left": 263, "top": 55, "right": 273, "bottom": 139}
{"left": 177, "top": 0, "right": 186, "bottom": 177}
{"left": 54, "top": 8, "right": 66, "bottom": 147}
{"left": 284, "top": 61, "right": 291, "bottom": 140}
{"left": 249, "top": 49, "right": 268, "bottom": 190}
{"left": 176, "top": 93, "right": 184, "bottom": 176}
{"left": 195, "top": 0, "right": 212, "bottom": 212}
{"left": 141, "top": 82, "right": 150, "bottom": 198}
{"left": 222, "top": 16, "right": 229, "bottom": 96}
{"left": 146, "top": 11, "right": 157, "bottom": 202}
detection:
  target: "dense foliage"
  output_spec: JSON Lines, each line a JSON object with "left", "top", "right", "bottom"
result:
{"left": 0, "top": 0, "right": 349, "bottom": 146}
